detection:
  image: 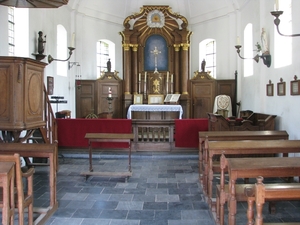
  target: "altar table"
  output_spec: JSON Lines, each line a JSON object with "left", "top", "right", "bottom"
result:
{"left": 127, "top": 105, "right": 183, "bottom": 119}
{"left": 0, "top": 162, "right": 15, "bottom": 225}
{"left": 226, "top": 157, "right": 300, "bottom": 225}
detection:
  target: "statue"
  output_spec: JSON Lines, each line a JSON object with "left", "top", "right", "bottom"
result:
{"left": 38, "top": 31, "right": 46, "bottom": 55}
{"left": 107, "top": 59, "right": 111, "bottom": 72}
{"left": 261, "top": 28, "right": 269, "bottom": 55}
{"left": 201, "top": 59, "right": 206, "bottom": 72}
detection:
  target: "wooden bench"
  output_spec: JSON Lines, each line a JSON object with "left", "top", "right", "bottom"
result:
{"left": 198, "top": 130, "right": 289, "bottom": 193}
{"left": 206, "top": 139, "right": 300, "bottom": 211}
{"left": 245, "top": 176, "right": 300, "bottom": 225}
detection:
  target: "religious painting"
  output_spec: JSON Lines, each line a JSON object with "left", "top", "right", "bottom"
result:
{"left": 277, "top": 78, "right": 285, "bottom": 96}
{"left": 144, "top": 35, "right": 168, "bottom": 72}
{"left": 266, "top": 80, "right": 273, "bottom": 96}
{"left": 291, "top": 76, "right": 300, "bottom": 95}
{"left": 134, "top": 94, "right": 143, "bottom": 104}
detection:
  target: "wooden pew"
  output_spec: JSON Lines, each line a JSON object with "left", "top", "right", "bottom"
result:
{"left": 245, "top": 176, "right": 300, "bottom": 225}
{"left": 207, "top": 139, "right": 300, "bottom": 211}
{"left": 223, "top": 156, "right": 300, "bottom": 225}
{"left": 198, "top": 130, "right": 289, "bottom": 192}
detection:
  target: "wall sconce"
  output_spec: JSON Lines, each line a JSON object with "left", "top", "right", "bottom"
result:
{"left": 271, "top": 10, "right": 300, "bottom": 37}
{"left": 68, "top": 61, "right": 80, "bottom": 70}
{"left": 48, "top": 47, "right": 75, "bottom": 64}
{"left": 235, "top": 45, "right": 271, "bottom": 68}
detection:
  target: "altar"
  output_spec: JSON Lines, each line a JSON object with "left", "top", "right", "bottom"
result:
{"left": 127, "top": 105, "right": 183, "bottom": 120}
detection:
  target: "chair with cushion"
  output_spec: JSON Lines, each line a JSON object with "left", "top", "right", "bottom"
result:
{"left": 0, "top": 153, "right": 35, "bottom": 225}
{"left": 213, "top": 95, "right": 232, "bottom": 118}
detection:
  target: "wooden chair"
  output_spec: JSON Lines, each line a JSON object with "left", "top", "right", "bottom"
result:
{"left": 0, "top": 153, "right": 35, "bottom": 225}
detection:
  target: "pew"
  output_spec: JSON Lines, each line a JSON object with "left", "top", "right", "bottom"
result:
{"left": 245, "top": 176, "right": 300, "bottom": 225}
{"left": 198, "top": 130, "right": 289, "bottom": 192}
{"left": 206, "top": 139, "right": 300, "bottom": 210}
{"left": 207, "top": 112, "right": 276, "bottom": 131}
{"left": 222, "top": 155, "right": 300, "bottom": 225}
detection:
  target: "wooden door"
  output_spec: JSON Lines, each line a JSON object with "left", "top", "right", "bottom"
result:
{"left": 75, "top": 80, "right": 95, "bottom": 118}
{"left": 191, "top": 81, "right": 215, "bottom": 118}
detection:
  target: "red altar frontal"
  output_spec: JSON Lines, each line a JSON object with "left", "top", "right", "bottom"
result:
{"left": 56, "top": 118, "right": 209, "bottom": 150}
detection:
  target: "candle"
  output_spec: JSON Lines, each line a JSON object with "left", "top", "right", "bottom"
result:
{"left": 108, "top": 87, "right": 112, "bottom": 98}
{"left": 275, "top": 0, "right": 279, "bottom": 11}
{"left": 236, "top": 36, "right": 240, "bottom": 45}
{"left": 167, "top": 71, "right": 169, "bottom": 82}
{"left": 171, "top": 74, "right": 173, "bottom": 83}
{"left": 145, "top": 71, "right": 147, "bottom": 82}
{"left": 139, "top": 73, "right": 141, "bottom": 81}
{"left": 71, "top": 33, "right": 75, "bottom": 48}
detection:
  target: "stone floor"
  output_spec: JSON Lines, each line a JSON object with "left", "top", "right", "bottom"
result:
{"left": 2, "top": 151, "right": 300, "bottom": 225}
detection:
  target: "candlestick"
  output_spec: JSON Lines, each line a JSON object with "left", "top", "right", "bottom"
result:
{"left": 236, "top": 36, "right": 240, "bottom": 45}
{"left": 171, "top": 74, "right": 173, "bottom": 83}
{"left": 275, "top": 0, "right": 279, "bottom": 11}
{"left": 145, "top": 71, "right": 147, "bottom": 82}
{"left": 139, "top": 73, "right": 141, "bottom": 81}
{"left": 71, "top": 33, "right": 75, "bottom": 48}
{"left": 108, "top": 87, "right": 112, "bottom": 98}
{"left": 167, "top": 71, "right": 169, "bottom": 82}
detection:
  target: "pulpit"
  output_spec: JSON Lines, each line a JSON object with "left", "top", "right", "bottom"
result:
{"left": 0, "top": 56, "right": 47, "bottom": 140}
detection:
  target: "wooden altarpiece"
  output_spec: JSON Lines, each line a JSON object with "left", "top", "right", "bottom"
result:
{"left": 120, "top": 5, "right": 192, "bottom": 118}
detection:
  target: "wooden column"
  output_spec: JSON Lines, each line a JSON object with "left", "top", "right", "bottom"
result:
{"left": 123, "top": 43, "right": 131, "bottom": 94}
{"left": 174, "top": 44, "right": 180, "bottom": 94}
{"left": 132, "top": 44, "right": 138, "bottom": 94}
{"left": 180, "top": 43, "right": 190, "bottom": 94}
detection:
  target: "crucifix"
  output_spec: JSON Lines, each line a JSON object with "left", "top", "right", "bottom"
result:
{"left": 150, "top": 46, "right": 161, "bottom": 73}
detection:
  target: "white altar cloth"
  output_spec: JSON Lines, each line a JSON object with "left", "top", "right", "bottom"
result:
{"left": 127, "top": 105, "right": 183, "bottom": 119}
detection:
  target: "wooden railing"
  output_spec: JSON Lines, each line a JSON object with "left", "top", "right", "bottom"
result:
{"left": 131, "top": 119, "right": 175, "bottom": 151}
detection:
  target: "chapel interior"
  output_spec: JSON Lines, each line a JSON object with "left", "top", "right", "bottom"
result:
{"left": 0, "top": 0, "right": 300, "bottom": 224}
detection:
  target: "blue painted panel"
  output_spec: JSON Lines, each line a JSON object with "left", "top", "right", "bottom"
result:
{"left": 144, "top": 35, "right": 168, "bottom": 71}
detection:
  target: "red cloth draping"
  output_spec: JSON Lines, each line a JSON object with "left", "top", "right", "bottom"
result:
{"left": 174, "top": 119, "right": 208, "bottom": 148}
{"left": 57, "top": 119, "right": 132, "bottom": 148}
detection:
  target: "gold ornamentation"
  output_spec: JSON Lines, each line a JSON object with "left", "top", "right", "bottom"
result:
{"left": 152, "top": 78, "right": 161, "bottom": 93}
{"left": 180, "top": 43, "right": 190, "bottom": 51}
{"left": 173, "top": 44, "right": 181, "bottom": 51}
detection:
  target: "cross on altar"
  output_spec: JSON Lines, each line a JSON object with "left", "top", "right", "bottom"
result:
{"left": 150, "top": 46, "right": 161, "bottom": 73}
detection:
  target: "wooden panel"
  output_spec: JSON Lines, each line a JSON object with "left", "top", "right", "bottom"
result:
{"left": 0, "top": 57, "right": 46, "bottom": 131}
{"left": 75, "top": 80, "right": 95, "bottom": 118}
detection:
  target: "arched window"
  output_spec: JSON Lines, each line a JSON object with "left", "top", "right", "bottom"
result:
{"left": 96, "top": 39, "right": 115, "bottom": 78}
{"left": 274, "top": 0, "right": 292, "bottom": 68}
{"left": 57, "top": 25, "right": 67, "bottom": 77}
{"left": 199, "top": 39, "right": 216, "bottom": 78}
{"left": 244, "top": 23, "right": 253, "bottom": 77}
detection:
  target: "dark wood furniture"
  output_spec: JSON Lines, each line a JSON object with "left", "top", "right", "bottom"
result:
{"left": 225, "top": 156, "right": 300, "bottom": 225}
{"left": 0, "top": 56, "right": 47, "bottom": 141}
{"left": 245, "top": 176, "right": 300, "bottom": 225}
{"left": 198, "top": 130, "right": 289, "bottom": 191}
{"left": 0, "top": 161, "right": 15, "bottom": 225}
{"left": 207, "top": 139, "right": 300, "bottom": 214}
{"left": 190, "top": 71, "right": 236, "bottom": 118}
{"left": 0, "top": 143, "right": 58, "bottom": 225}
{"left": 207, "top": 112, "right": 277, "bottom": 131}
{"left": 82, "top": 133, "right": 134, "bottom": 181}
{"left": 75, "top": 72, "right": 123, "bottom": 118}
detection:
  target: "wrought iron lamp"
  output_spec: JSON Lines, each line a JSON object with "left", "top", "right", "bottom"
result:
{"left": 48, "top": 47, "right": 75, "bottom": 64}
{"left": 235, "top": 45, "right": 271, "bottom": 68}
{"left": 271, "top": 10, "right": 300, "bottom": 37}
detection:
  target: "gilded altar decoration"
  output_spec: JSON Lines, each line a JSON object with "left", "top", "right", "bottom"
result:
{"left": 152, "top": 78, "right": 161, "bottom": 93}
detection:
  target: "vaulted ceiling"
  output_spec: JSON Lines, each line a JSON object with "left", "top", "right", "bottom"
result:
{"left": 68, "top": 0, "right": 250, "bottom": 25}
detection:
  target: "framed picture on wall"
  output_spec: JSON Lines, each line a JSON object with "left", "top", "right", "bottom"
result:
{"left": 277, "top": 78, "right": 286, "bottom": 96}
{"left": 266, "top": 80, "right": 273, "bottom": 96}
{"left": 47, "top": 76, "right": 54, "bottom": 95}
{"left": 291, "top": 75, "right": 300, "bottom": 95}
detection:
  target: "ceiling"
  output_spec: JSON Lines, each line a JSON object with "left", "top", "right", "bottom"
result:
{"left": 67, "top": 0, "right": 250, "bottom": 25}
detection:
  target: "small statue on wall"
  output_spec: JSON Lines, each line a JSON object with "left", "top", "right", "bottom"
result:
{"left": 201, "top": 59, "right": 206, "bottom": 72}
{"left": 107, "top": 59, "right": 111, "bottom": 72}
{"left": 38, "top": 31, "right": 46, "bottom": 55}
